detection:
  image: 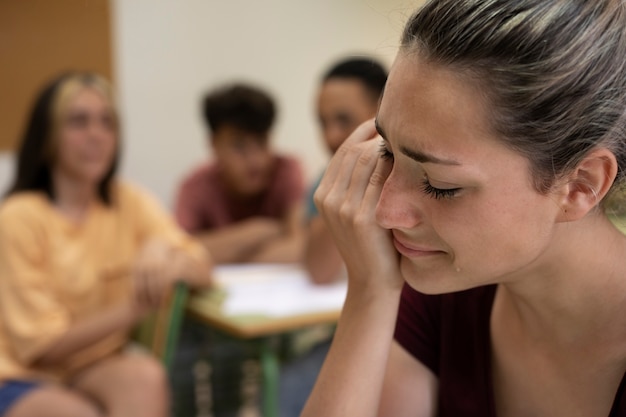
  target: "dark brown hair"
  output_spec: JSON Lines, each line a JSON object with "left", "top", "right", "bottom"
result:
{"left": 322, "top": 57, "right": 388, "bottom": 104}
{"left": 402, "top": 0, "right": 626, "bottom": 200}
{"left": 202, "top": 83, "right": 276, "bottom": 138}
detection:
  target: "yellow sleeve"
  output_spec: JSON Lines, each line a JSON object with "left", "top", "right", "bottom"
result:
{"left": 0, "top": 199, "right": 70, "bottom": 365}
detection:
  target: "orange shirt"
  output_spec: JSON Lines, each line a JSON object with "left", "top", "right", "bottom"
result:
{"left": 0, "top": 181, "right": 207, "bottom": 382}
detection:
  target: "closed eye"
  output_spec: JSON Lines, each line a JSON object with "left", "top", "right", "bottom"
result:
{"left": 379, "top": 141, "right": 394, "bottom": 161}
{"left": 421, "top": 179, "right": 461, "bottom": 199}
{"left": 380, "top": 140, "right": 462, "bottom": 199}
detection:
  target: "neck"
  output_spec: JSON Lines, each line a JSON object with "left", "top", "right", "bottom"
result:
{"left": 52, "top": 169, "right": 99, "bottom": 221}
{"left": 499, "top": 213, "right": 626, "bottom": 350}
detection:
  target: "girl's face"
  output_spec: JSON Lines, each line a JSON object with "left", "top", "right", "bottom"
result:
{"left": 212, "top": 125, "right": 274, "bottom": 197}
{"left": 54, "top": 87, "right": 117, "bottom": 186}
{"left": 375, "top": 53, "right": 565, "bottom": 294}
{"left": 317, "top": 78, "right": 378, "bottom": 154}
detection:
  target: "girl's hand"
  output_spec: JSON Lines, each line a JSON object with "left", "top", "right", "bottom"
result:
{"left": 314, "top": 120, "right": 403, "bottom": 292}
{"left": 132, "top": 239, "right": 178, "bottom": 310}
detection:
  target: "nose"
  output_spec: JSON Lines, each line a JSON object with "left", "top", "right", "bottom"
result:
{"left": 243, "top": 145, "right": 269, "bottom": 168}
{"left": 375, "top": 170, "right": 423, "bottom": 230}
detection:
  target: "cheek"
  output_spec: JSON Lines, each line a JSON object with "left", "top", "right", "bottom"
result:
{"left": 256, "top": 151, "right": 273, "bottom": 167}
{"left": 104, "top": 132, "right": 118, "bottom": 154}
{"left": 326, "top": 135, "right": 344, "bottom": 151}
{"left": 432, "top": 192, "right": 555, "bottom": 274}
{"left": 55, "top": 132, "right": 81, "bottom": 164}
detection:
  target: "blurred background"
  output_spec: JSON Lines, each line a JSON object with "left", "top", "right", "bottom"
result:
{"left": 0, "top": 0, "right": 422, "bottom": 207}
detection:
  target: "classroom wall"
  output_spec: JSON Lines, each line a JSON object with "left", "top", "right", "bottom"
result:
{"left": 111, "top": 0, "right": 421, "bottom": 208}
{"left": 0, "top": 0, "right": 112, "bottom": 153}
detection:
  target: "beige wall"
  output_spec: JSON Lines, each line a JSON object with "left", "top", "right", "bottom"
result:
{"left": 0, "top": 1, "right": 425, "bottom": 204}
{"left": 111, "top": 0, "right": 423, "bottom": 207}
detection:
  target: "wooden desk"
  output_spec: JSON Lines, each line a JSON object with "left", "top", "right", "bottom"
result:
{"left": 186, "top": 264, "right": 345, "bottom": 417}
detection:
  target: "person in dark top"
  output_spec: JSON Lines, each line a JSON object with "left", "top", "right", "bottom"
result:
{"left": 305, "top": 56, "right": 388, "bottom": 285}
{"left": 301, "top": 0, "right": 626, "bottom": 416}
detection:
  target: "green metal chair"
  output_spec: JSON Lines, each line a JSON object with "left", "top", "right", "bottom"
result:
{"left": 133, "top": 282, "right": 189, "bottom": 371}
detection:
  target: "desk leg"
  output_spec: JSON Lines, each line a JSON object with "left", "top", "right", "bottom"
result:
{"left": 260, "top": 337, "right": 280, "bottom": 417}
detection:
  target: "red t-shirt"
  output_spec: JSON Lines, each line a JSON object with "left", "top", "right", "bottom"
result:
{"left": 394, "top": 284, "right": 626, "bottom": 416}
{"left": 174, "top": 155, "right": 304, "bottom": 233}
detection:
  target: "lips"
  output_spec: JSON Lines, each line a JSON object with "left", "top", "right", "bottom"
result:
{"left": 392, "top": 232, "right": 445, "bottom": 258}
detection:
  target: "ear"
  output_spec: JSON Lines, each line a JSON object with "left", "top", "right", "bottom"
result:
{"left": 555, "top": 148, "right": 618, "bottom": 222}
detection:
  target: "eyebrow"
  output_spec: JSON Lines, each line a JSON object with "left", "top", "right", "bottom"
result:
{"left": 375, "top": 119, "right": 461, "bottom": 166}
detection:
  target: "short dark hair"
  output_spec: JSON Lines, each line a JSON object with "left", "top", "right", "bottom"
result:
{"left": 202, "top": 83, "right": 276, "bottom": 135}
{"left": 322, "top": 57, "right": 388, "bottom": 103}
{"left": 5, "top": 72, "right": 119, "bottom": 204}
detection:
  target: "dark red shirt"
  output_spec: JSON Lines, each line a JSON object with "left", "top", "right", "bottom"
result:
{"left": 394, "top": 284, "right": 626, "bottom": 416}
{"left": 174, "top": 155, "right": 304, "bottom": 233}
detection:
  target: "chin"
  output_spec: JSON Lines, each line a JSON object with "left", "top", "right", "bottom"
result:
{"left": 88, "top": 167, "right": 110, "bottom": 180}
{"left": 399, "top": 257, "right": 473, "bottom": 295}
{"left": 240, "top": 181, "right": 268, "bottom": 195}
{"left": 79, "top": 169, "right": 109, "bottom": 187}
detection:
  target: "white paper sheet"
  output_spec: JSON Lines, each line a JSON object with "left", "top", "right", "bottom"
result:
{"left": 213, "top": 263, "right": 347, "bottom": 317}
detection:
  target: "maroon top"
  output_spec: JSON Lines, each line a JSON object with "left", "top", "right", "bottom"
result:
{"left": 174, "top": 155, "right": 304, "bottom": 233}
{"left": 394, "top": 284, "right": 626, "bottom": 416}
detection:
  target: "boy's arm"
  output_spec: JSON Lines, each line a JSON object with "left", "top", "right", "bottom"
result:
{"left": 248, "top": 202, "right": 306, "bottom": 263}
{"left": 194, "top": 217, "right": 283, "bottom": 264}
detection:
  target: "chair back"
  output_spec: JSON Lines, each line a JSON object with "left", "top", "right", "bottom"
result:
{"left": 133, "top": 282, "right": 188, "bottom": 370}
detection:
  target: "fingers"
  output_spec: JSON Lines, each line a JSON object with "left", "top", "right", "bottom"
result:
{"left": 133, "top": 242, "right": 177, "bottom": 310}
{"left": 343, "top": 118, "right": 378, "bottom": 147}
{"left": 314, "top": 119, "right": 390, "bottom": 248}
{"left": 311, "top": 119, "right": 401, "bottom": 286}
{"left": 146, "top": 270, "right": 162, "bottom": 307}
{"left": 133, "top": 265, "right": 160, "bottom": 310}
{"left": 362, "top": 149, "right": 392, "bottom": 215}
{"left": 316, "top": 120, "right": 379, "bottom": 196}
{"left": 344, "top": 139, "right": 383, "bottom": 209}
{"left": 135, "top": 269, "right": 171, "bottom": 309}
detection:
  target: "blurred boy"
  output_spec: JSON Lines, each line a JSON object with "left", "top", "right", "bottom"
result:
{"left": 172, "top": 83, "right": 305, "bottom": 417}
{"left": 175, "top": 83, "right": 305, "bottom": 264}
